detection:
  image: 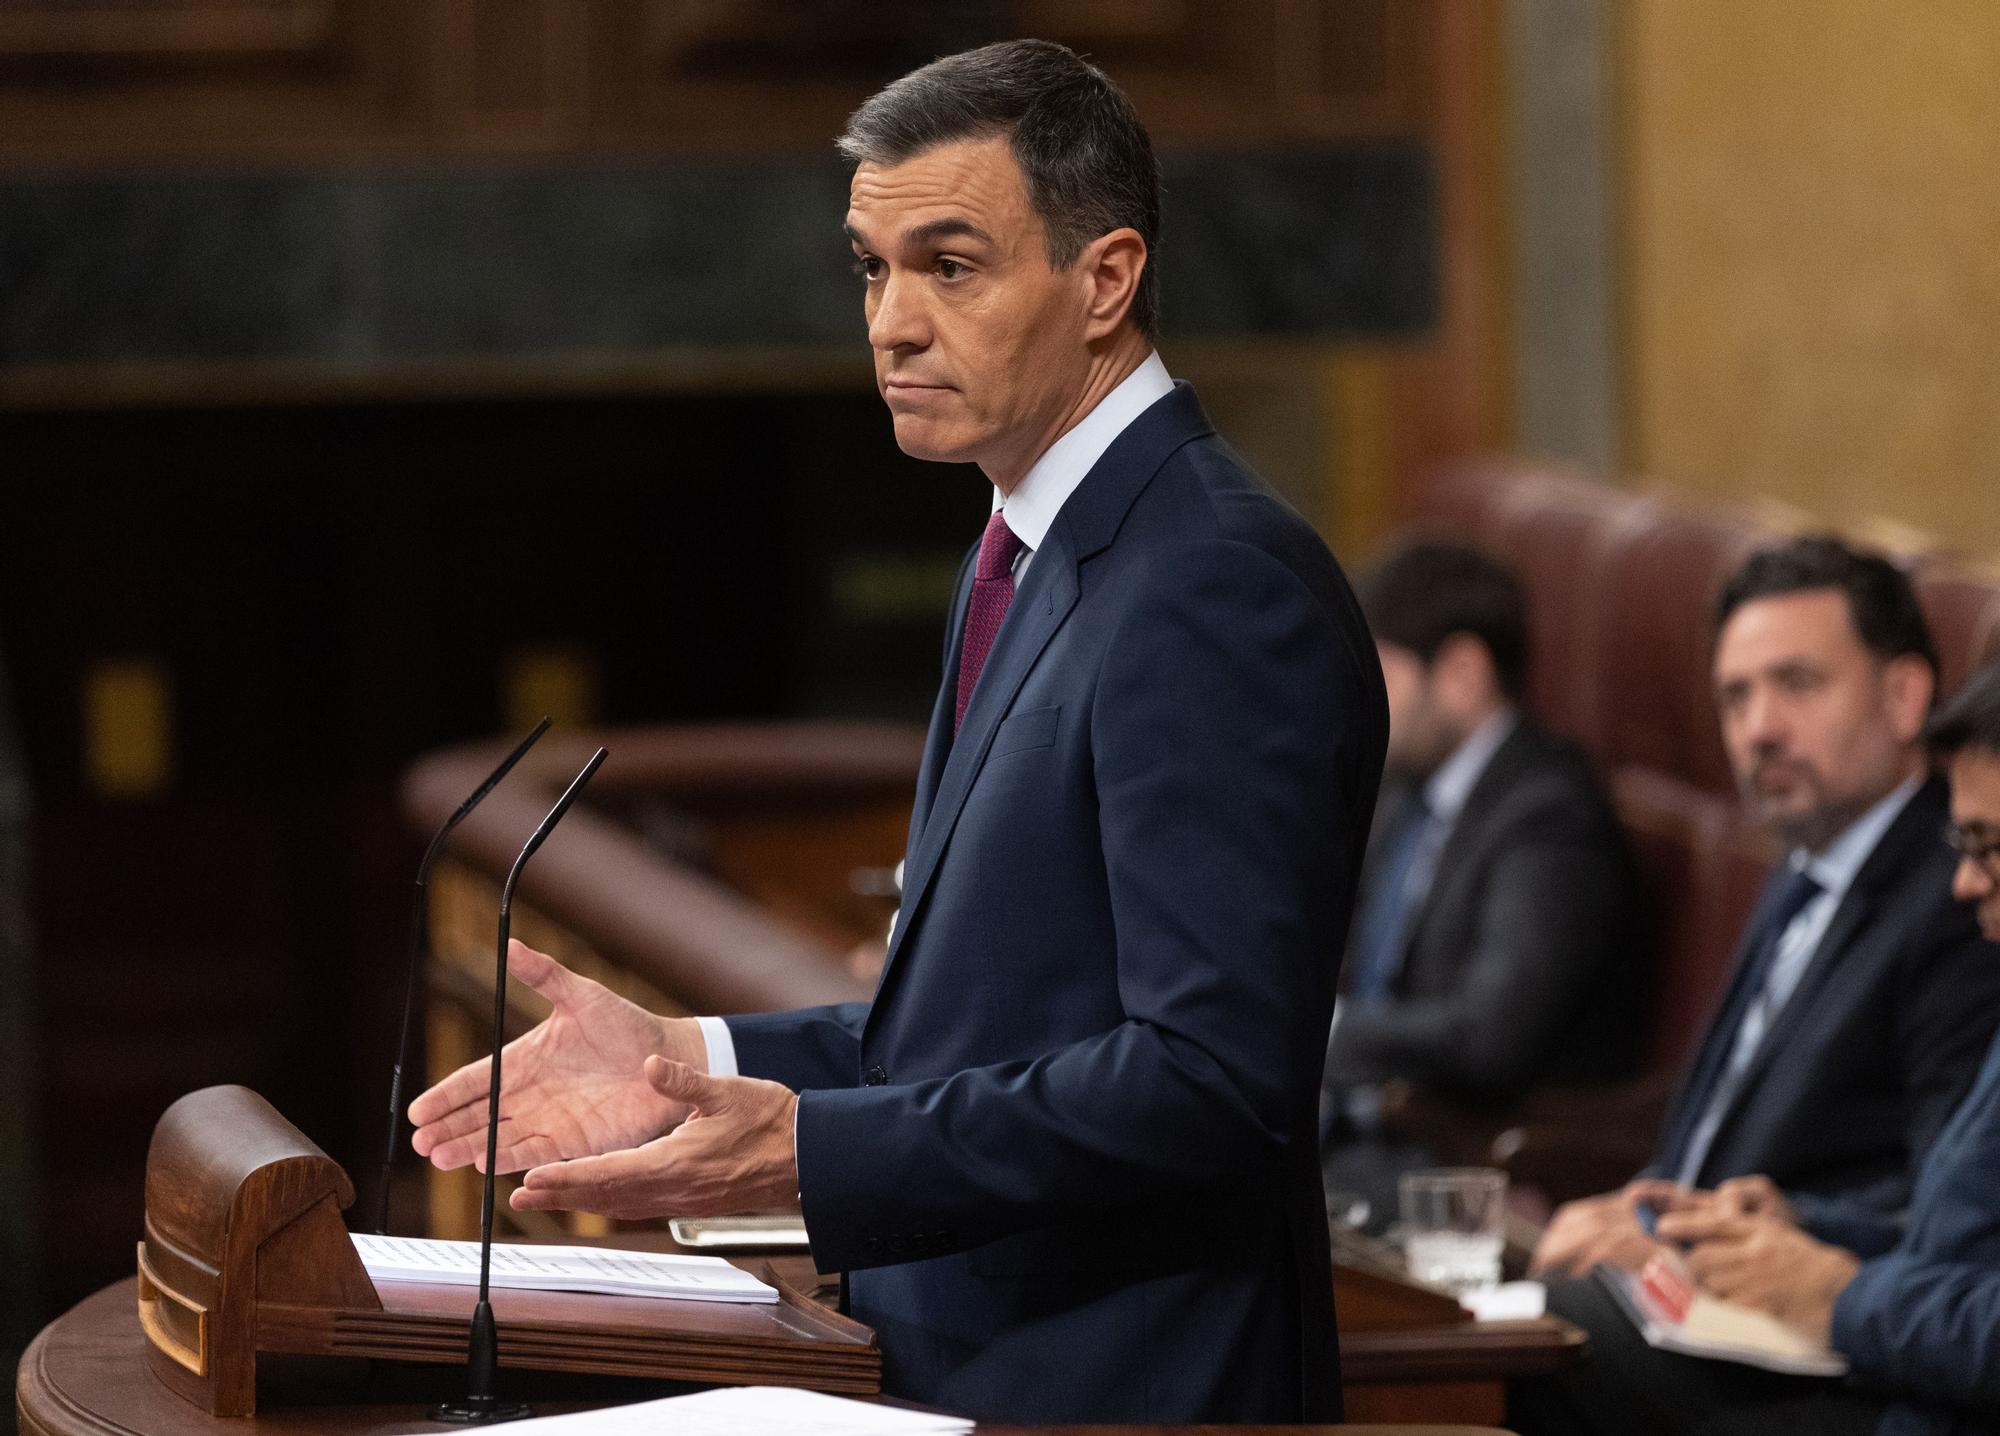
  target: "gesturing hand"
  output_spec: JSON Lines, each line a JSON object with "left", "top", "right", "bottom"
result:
{"left": 512, "top": 1058, "right": 801, "bottom": 1221}
{"left": 408, "top": 940, "right": 705, "bottom": 1174}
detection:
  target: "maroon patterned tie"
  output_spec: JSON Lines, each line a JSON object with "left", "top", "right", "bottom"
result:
{"left": 954, "top": 512, "right": 1027, "bottom": 732}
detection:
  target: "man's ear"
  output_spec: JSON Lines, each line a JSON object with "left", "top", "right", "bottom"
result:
{"left": 1431, "top": 632, "right": 1500, "bottom": 715}
{"left": 1883, "top": 653, "right": 1937, "bottom": 745}
{"left": 1080, "top": 227, "right": 1147, "bottom": 341}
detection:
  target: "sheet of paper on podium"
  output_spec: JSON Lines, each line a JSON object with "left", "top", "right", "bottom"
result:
{"left": 351, "top": 1234, "right": 778, "bottom": 1303}
{"left": 491, "top": 1385, "right": 972, "bottom": 1434}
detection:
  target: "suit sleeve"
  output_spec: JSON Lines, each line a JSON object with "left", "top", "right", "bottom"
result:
{"left": 1896, "top": 906, "right": 2000, "bottom": 1168}
{"left": 1789, "top": 1192, "right": 1905, "bottom": 1259}
{"left": 791, "top": 540, "right": 1379, "bottom": 1272}
{"left": 723, "top": 1004, "right": 870, "bottom": 1092}
{"left": 1833, "top": 1254, "right": 2000, "bottom": 1407}
{"left": 1323, "top": 782, "right": 1634, "bottom": 1093}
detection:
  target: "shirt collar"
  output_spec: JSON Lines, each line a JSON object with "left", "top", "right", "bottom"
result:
{"left": 1794, "top": 771, "right": 1925, "bottom": 900}
{"left": 990, "top": 350, "right": 1175, "bottom": 552}
{"left": 1422, "top": 709, "right": 1519, "bottom": 826}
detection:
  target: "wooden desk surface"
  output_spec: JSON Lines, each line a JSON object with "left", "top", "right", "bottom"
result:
{"left": 19, "top": 1282, "right": 1516, "bottom": 1436}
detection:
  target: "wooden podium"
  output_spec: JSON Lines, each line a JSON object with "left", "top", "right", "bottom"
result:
{"left": 134, "top": 1086, "right": 879, "bottom": 1417}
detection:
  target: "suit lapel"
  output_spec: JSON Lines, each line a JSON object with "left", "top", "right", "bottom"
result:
{"left": 906, "top": 546, "right": 978, "bottom": 851}
{"left": 872, "top": 383, "right": 1216, "bottom": 1005}
{"left": 1657, "top": 872, "right": 1795, "bottom": 1165}
{"left": 1397, "top": 725, "right": 1535, "bottom": 977}
{"left": 1693, "top": 778, "right": 1946, "bottom": 1154}
{"left": 875, "top": 529, "right": 1080, "bottom": 997}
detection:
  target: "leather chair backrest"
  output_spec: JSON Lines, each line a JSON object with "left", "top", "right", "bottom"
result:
{"left": 1914, "top": 560, "right": 2000, "bottom": 702}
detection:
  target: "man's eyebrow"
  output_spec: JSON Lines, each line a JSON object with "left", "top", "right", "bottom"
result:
{"left": 905, "top": 217, "right": 994, "bottom": 248}
{"left": 842, "top": 217, "right": 995, "bottom": 250}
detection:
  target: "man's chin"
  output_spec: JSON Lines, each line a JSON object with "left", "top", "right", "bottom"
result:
{"left": 888, "top": 413, "right": 978, "bottom": 465}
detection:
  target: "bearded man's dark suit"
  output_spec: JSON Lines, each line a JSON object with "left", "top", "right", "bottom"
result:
{"left": 725, "top": 382, "right": 1387, "bottom": 1423}
{"left": 1647, "top": 776, "right": 1999, "bottom": 1207}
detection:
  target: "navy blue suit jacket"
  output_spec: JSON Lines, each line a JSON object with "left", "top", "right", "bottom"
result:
{"left": 726, "top": 383, "right": 1387, "bottom": 1423}
{"left": 1828, "top": 1025, "right": 2000, "bottom": 1435}
{"left": 1648, "top": 777, "right": 2000, "bottom": 1209}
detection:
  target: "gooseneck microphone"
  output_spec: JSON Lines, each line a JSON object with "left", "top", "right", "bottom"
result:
{"left": 374, "top": 717, "right": 552, "bottom": 1236}
{"left": 433, "top": 745, "right": 608, "bottom": 1426}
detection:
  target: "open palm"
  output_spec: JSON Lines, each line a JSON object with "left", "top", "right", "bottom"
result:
{"left": 408, "top": 940, "right": 703, "bottom": 1174}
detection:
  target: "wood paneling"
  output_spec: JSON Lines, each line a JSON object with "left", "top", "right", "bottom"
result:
{"left": 0, "top": 1, "right": 335, "bottom": 58}
{"left": 1618, "top": 0, "right": 2000, "bottom": 561}
{"left": 0, "top": 0, "right": 423, "bottom": 167}
{"left": 0, "top": 0, "right": 1436, "bottom": 169}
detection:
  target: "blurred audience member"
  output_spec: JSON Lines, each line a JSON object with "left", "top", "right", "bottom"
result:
{"left": 1513, "top": 656, "right": 2000, "bottom": 1436}
{"left": 1323, "top": 540, "right": 1643, "bottom": 1217}
{"left": 1534, "top": 537, "right": 2000, "bottom": 1279}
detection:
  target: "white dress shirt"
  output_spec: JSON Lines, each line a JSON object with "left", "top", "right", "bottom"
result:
{"left": 697, "top": 351, "right": 1177, "bottom": 1079}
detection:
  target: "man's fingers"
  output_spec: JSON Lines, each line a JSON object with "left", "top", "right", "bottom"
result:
{"left": 425, "top": 1116, "right": 536, "bottom": 1173}
{"left": 407, "top": 1055, "right": 494, "bottom": 1129}
{"left": 646, "top": 1055, "right": 724, "bottom": 1109}
{"left": 1658, "top": 1210, "right": 1744, "bottom": 1245}
{"left": 410, "top": 1097, "right": 499, "bottom": 1156}
{"left": 506, "top": 939, "right": 583, "bottom": 1004}
{"left": 1626, "top": 1179, "right": 1701, "bottom": 1214}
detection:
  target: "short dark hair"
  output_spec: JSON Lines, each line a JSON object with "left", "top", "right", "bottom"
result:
{"left": 1713, "top": 534, "right": 1939, "bottom": 679}
{"left": 1927, "top": 658, "right": 2000, "bottom": 760}
{"left": 1358, "top": 540, "right": 1530, "bottom": 699}
{"left": 837, "top": 38, "right": 1163, "bottom": 339}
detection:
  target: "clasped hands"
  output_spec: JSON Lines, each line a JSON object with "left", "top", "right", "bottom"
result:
{"left": 1531, "top": 1174, "right": 1860, "bottom": 1343}
{"left": 407, "top": 940, "right": 802, "bottom": 1220}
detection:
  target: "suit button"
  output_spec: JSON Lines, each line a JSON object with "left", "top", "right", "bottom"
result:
{"left": 889, "top": 1234, "right": 907, "bottom": 1255}
{"left": 864, "top": 1236, "right": 884, "bottom": 1257}
{"left": 863, "top": 1065, "right": 888, "bottom": 1086}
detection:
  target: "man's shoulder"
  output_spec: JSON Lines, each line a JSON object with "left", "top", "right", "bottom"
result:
{"left": 1455, "top": 722, "right": 1622, "bottom": 841}
{"left": 1122, "top": 431, "right": 1346, "bottom": 599}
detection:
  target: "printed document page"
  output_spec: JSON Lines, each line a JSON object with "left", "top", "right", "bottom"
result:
{"left": 351, "top": 1234, "right": 777, "bottom": 1304}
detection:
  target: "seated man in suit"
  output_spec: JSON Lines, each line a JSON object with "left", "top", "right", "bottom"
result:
{"left": 1512, "top": 656, "right": 2000, "bottom": 1436}
{"left": 1533, "top": 536, "right": 2000, "bottom": 1280}
{"left": 1322, "top": 540, "right": 1643, "bottom": 1215}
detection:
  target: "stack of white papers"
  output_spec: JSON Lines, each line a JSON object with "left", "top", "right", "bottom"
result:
{"left": 351, "top": 1234, "right": 777, "bottom": 1305}
{"left": 482, "top": 1386, "right": 973, "bottom": 1434}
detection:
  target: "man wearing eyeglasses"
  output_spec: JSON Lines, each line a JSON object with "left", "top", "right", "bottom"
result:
{"left": 1513, "top": 656, "right": 2000, "bottom": 1435}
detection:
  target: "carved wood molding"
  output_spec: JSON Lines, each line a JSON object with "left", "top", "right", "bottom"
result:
{"left": 0, "top": 1, "right": 336, "bottom": 59}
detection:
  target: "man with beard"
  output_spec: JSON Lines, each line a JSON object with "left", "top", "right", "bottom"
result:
{"left": 1512, "top": 657, "right": 2000, "bottom": 1436}
{"left": 1533, "top": 536, "right": 2000, "bottom": 1280}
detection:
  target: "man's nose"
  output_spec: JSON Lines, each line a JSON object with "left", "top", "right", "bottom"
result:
{"left": 1740, "top": 688, "right": 1788, "bottom": 747}
{"left": 1953, "top": 855, "right": 1995, "bottom": 904}
{"left": 868, "top": 274, "right": 928, "bottom": 352}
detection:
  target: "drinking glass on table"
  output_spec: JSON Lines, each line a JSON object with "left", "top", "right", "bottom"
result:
{"left": 1399, "top": 1167, "right": 1506, "bottom": 1294}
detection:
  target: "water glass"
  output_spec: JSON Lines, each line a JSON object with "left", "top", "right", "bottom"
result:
{"left": 1399, "top": 1167, "right": 1505, "bottom": 1294}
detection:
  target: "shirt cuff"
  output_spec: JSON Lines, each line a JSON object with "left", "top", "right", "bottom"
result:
{"left": 695, "top": 1016, "right": 739, "bottom": 1078}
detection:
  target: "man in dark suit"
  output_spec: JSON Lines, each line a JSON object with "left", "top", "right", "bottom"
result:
{"left": 1534, "top": 537, "right": 2000, "bottom": 1281}
{"left": 1322, "top": 540, "right": 1643, "bottom": 1214}
{"left": 1512, "top": 657, "right": 2000, "bottom": 1436}
{"left": 408, "top": 40, "right": 1386, "bottom": 1425}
